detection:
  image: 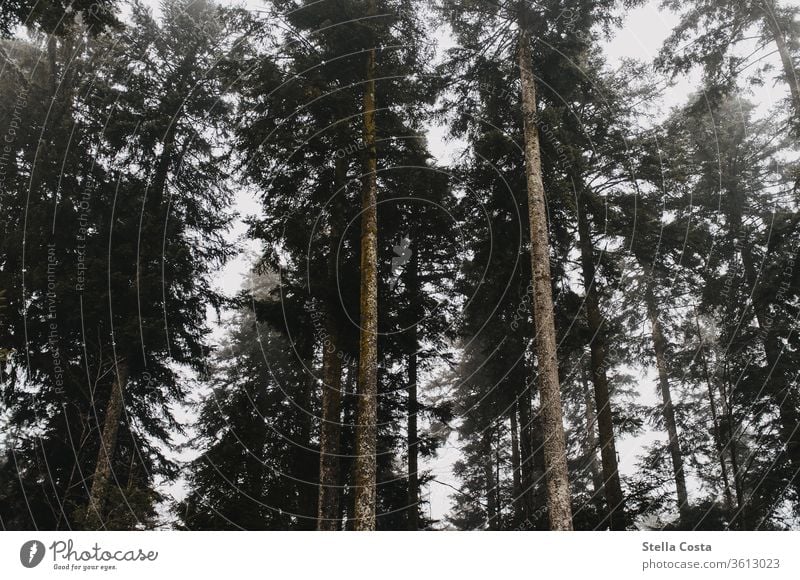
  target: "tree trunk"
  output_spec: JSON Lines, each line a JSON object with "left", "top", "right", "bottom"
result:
{"left": 85, "top": 361, "right": 128, "bottom": 529}
{"left": 645, "top": 285, "right": 690, "bottom": 521}
{"left": 484, "top": 431, "right": 498, "bottom": 530}
{"left": 729, "top": 180, "right": 800, "bottom": 509}
{"left": 495, "top": 437, "right": 502, "bottom": 529}
{"left": 516, "top": 380, "right": 536, "bottom": 521}
{"left": 575, "top": 188, "right": 625, "bottom": 530}
{"left": 762, "top": 2, "right": 800, "bottom": 122}
{"left": 580, "top": 365, "right": 604, "bottom": 499}
{"left": 510, "top": 403, "right": 523, "bottom": 525}
{"left": 695, "top": 311, "right": 735, "bottom": 519}
{"left": 531, "top": 412, "right": 549, "bottom": 526}
{"left": 353, "top": 0, "right": 379, "bottom": 530}
{"left": 719, "top": 370, "right": 746, "bottom": 529}
{"left": 742, "top": 248, "right": 800, "bottom": 502}
{"left": 317, "top": 157, "right": 347, "bottom": 531}
{"left": 406, "top": 341, "right": 419, "bottom": 530}
{"left": 148, "top": 123, "right": 177, "bottom": 212}
{"left": 338, "top": 362, "right": 358, "bottom": 530}
{"left": 517, "top": 17, "right": 573, "bottom": 532}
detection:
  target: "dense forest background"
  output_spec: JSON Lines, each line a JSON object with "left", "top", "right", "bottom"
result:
{"left": 0, "top": 0, "right": 799, "bottom": 531}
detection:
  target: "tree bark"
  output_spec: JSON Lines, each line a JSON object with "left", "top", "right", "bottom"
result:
{"left": 353, "top": 0, "right": 379, "bottom": 530}
{"left": 85, "top": 361, "right": 128, "bottom": 529}
{"left": 645, "top": 285, "right": 690, "bottom": 522}
{"left": 575, "top": 188, "right": 625, "bottom": 530}
{"left": 317, "top": 158, "right": 346, "bottom": 531}
{"left": 517, "top": 16, "right": 573, "bottom": 532}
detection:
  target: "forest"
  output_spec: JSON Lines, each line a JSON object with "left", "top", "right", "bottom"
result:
{"left": 0, "top": 0, "right": 799, "bottom": 532}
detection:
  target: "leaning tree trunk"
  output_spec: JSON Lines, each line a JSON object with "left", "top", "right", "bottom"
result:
{"left": 762, "top": 1, "right": 800, "bottom": 123}
{"left": 317, "top": 157, "right": 347, "bottom": 531}
{"left": 517, "top": 20, "right": 573, "bottom": 531}
{"left": 85, "top": 361, "right": 128, "bottom": 529}
{"left": 729, "top": 180, "right": 800, "bottom": 508}
{"left": 353, "top": 0, "right": 379, "bottom": 531}
{"left": 741, "top": 249, "right": 800, "bottom": 505}
{"left": 645, "top": 284, "right": 690, "bottom": 522}
{"left": 576, "top": 188, "right": 625, "bottom": 530}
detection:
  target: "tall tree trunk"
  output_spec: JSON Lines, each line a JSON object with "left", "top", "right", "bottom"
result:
{"left": 719, "top": 370, "right": 746, "bottom": 529}
{"left": 406, "top": 338, "right": 419, "bottom": 530}
{"left": 85, "top": 361, "right": 128, "bottom": 529}
{"left": 353, "top": 0, "right": 379, "bottom": 530}
{"left": 338, "top": 362, "right": 358, "bottom": 530}
{"left": 147, "top": 123, "right": 177, "bottom": 212}
{"left": 484, "top": 431, "right": 499, "bottom": 530}
{"left": 580, "top": 365, "right": 604, "bottom": 499}
{"left": 317, "top": 157, "right": 347, "bottom": 531}
{"left": 297, "top": 360, "right": 317, "bottom": 529}
{"left": 762, "top": 1, "right": 800, "bottom": 122}
{"left": 510, "top": 403, "right": 523, "bottom": 525}
{"left": 741, "top": 249, "right": 800, "bottom": 503}
{"left": 645, "top": 285, "right": 690, "bottom": 521}
{"left": 695, "top": 311, "right": 735, "bottom": 519}
{"left": 516, "top": 380, "right": 536, "bottom": 521}
{"left": 575, "top": 188, "right": 625, "bottom": 529}
{"left": 517, "top": 16, "right": 573, "bottom": 532}
{"left": 495, "top": 436, "right": 502, "bottom": 529}
{"left": 729, "top": 179, "right": 800, "bottom": 507}
{"left": 531, "top": 412, "right": 549, "bottom": 526}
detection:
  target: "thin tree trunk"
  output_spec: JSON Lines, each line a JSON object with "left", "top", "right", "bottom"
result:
{"left": 575, "top": 188, "right": 625, "bottom": 529}
{"left": 510, "top": 403, "right": 523, "bottom": 525}
{"left": 317, "top": 157, "right": 347, "bottom": 531}
{"left": 406, "top": 342, "right": 419, "bottom": 530}
{"left": 731, "top": 191, "right": 800, "bottom": 507}
{"left": 645, "top": 285, "right": 690, "bottom": 521}
{"left": 719, "top": 370, "right": 746, "bottom": 529}
{"left": 495, "top": 436, "right": 502, "bottom": 529}
{"left": 742, "top": 251, "right": 800, "bottom": 503}
{"left": 517, "top": 380, "right": 536, "bottom": 520}
{"left": 85, "top": 361, "right": 128, "bottom": 529}
{"left": 580, "top": 365, "right": 603, "bottom": 499}
{"left": 517, "top": 15, "right": 573, "bottom": 532}
{"left": 339, "top": 362, "right": 358, "bottom": 530}
{"left": 353, "top": 0, "right": 379, "bottom": 530}
{"left": 695, "top": 311, "right": 735, "bottom": 519}
{"left": 762, "top": 1, "right": 800, "bottom": 122}
{"left": 484, "top": 431, "right": 498, "bottom": 530}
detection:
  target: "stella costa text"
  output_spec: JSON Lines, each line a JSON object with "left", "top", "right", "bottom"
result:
{"left": 642, "top": 541, "right": 712, "bottom": 552}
